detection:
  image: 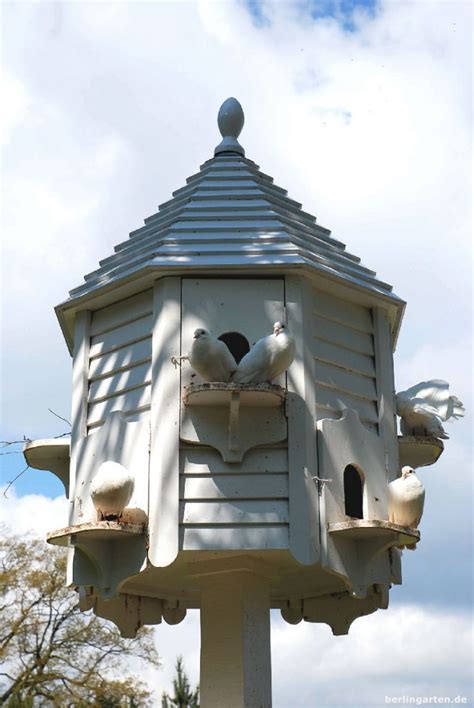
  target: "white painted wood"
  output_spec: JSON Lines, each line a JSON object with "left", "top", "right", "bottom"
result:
{"left": 180, "top": 445, "right": 288, "bottom": 475}
{"left": 148, "top": 277, "right": 181, "bottom": 567}
{"left": 373, "top": 306, "right": 399, "bottom": 481}
{"left": 199, "top": 568, "right": 272, "bottom": 708}
{"left": 88, "top": 361, "right": 152, "bottom": 402}
{"left": 89, "top": 314, "right": 153, "bottom": 357}
{"left": 180, "top": 525, "right": 289, "bottom": 550}
{"left": 313, "top": 289, "right": 374, "bottom": 333}
{"left": 318, "top": 408, "right": 388, "bottom": 525}
{"left": 87, "top": 385, "right": 150, "bottom": 426}
{"left": 90, "top": 289, "right": 153, "bottom": 336}
{"left": 314, "top": 339, "right": 375, "bottom": 377}
{"left": 70, "top": 310, "right": 91, "bottom": 514}
{"left": 180, "top": 500, "right": 289, "bottom": 525}
{"left": 314, "top": 360, "right": 377, "bottom": 401}
{"left": 313, "top": 314, "right": 374, "bottom": 355}
{"left": 180, "top": 474, "right": 288, "bottom": 500}
{"left": 89, "top": 339, "right": 151, "bottom": 379}
{"left": 286, "top": 275, "right": 320, "bottom": 565}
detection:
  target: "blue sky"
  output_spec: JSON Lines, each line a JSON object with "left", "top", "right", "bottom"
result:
{"left": 1, "top": 1, "right": 472, "bottom": 705}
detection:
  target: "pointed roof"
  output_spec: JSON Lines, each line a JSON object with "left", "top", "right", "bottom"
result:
{"left": 57, "top": 98, "right": 404, "bottom": 349}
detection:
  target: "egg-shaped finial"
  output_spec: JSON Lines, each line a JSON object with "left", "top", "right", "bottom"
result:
{"left": 215, "top": 97, "right": 245, "bottom": 156}
{"left": 90, "top": 460, "right": 134, "bottom": 520}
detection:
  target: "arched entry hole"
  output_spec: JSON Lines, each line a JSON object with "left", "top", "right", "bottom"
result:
{"left": 344, "top": 464, "right": 364, "bottom": 519}
{"left": 218, "top": 331, "right": 250, "bottom": 364}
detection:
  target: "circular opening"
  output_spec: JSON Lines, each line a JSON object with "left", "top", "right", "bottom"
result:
{"left": 218, "top": 331, "right": 250, "bottom": 364}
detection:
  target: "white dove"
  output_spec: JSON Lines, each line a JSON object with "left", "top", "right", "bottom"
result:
{"left": 188, "top": 328, "right": 237, "bottom": 382}
{"left": 90, "top": 461, "right": 134, "bottom": 520}
{"left": 232, "top": 321, "right": 295, "bottom": 384}
{"left": 395, "top": 379, "right": 465, "bottom": 439}
{"left": 388, "top": 466, "right": 425, "bottom": 550}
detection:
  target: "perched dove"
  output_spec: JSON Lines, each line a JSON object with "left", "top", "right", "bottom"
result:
{"left": 232, "top": 321, "right": 295, "bottom": 384}
{"left": 396, "top": 379, "right": 465, "bottom": 439}
{"left": 90, "top": 461, "right": 134, "bottom": 520}
{"left": 188, "top": 328, "right": 237, "bottom": 382}
{"left": 388, "top": 466, "right": 425, "bottom": 550}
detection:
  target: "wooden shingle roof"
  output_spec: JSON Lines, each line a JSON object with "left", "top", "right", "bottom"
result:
{"left": 57, "top": 98, "right": 404, "bottom": 349}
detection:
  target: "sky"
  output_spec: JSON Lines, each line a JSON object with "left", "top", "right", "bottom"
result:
{"left": 1, "top": 0, "right": 472, "bottom": 705}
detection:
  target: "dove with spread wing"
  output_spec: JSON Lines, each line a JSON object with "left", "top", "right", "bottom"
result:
{"left": 395, "top": 379, "right": 465, "bottom": 439}
{"left": 188, "top": 328, "right": 237, "bottom": 382}
{"left": 232, "top": 321, "right": 295, "bottom": 384}
{"left": 388, "top": 466, "right": 425, "bottom": 550}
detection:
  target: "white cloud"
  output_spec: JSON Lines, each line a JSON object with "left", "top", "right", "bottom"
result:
{"left": 0, "top": 487, "right": 68, "bottom": 537}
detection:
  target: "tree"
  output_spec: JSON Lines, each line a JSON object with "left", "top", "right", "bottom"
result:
{"left": 161, "top": 656, "right": 199, "bottom": 708}
{"left": 0, "top": 531, "right": 161, "bottom": 706}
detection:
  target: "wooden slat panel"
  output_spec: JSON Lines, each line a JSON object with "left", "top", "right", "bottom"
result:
{"left": 90, "top": 290, "right": 153, "bottom": 336}
{"left": 180, "top": 525, "right": 289, "bottom": 550}
{"left": 314, "top": 339, "right": 375, "bottom": 378}
{"left": 313, "top": 289, "right": 373, "bottom": 333}
{"left": 87, "top": 385, "right": 151, "bottom": 425}
{"left": 180, "top": 446, "right": 288, "bottom": 475}
{"left": 314, "top": 360, "right": 377, "bottom": 401}
{"left": 315, "top": 385, "right": 378, "bottom": 424}
{"left": 88, "top": 362, "right": 151, "bottom": 403}
{"left": 89, "top": 339, "right": 151, "bottom": 380}
{"left": 89, "top": 315, "right": 153, "bottom": 357}
{"left": 180, "top": 500, "right": 288, "bottom": 525}
{"left": 180, "top": 474, "right": 288, "bottom": 500}
{"left": 313, "top": 315, "right": 374, "bottom": 356}
{"left": 315, "top": 406, "right": 378, "bottom": 433}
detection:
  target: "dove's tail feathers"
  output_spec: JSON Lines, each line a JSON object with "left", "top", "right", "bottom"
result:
{"left": 449, "top": 396, "right": 465, "bottom": 421}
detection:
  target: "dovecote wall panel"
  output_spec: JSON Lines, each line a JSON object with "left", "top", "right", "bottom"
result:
{"left": 179, "top": 445, "right": 289, "bottom": 551}
{"left": 86, "top": 290, "right": 153, "bottom": 431}
{"left": 312, "top": 289, "right": 378, "bottom": 432}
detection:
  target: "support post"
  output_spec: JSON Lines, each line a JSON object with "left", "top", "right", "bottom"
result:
{"left": 195, "top": 560, "right": 272, "bottom": 708}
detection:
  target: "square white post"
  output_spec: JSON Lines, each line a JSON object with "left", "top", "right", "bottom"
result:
{"left": 193, "top": 559, "right": 272, "bottom": 708}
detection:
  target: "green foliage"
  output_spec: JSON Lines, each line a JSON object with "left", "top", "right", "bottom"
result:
{"left": 0, "top": 532, "right": 161, "bottom": 706}
{"left": 161, "top": 656, "right": 199, "bottom": 708}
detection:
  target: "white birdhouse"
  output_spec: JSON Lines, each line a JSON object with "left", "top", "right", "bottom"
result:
{"left": 24, "top": 97, "right": 450, "bottom": 705}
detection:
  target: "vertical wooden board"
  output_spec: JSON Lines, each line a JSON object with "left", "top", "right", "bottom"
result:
{"left": 70, "top": 311, "right": 91, "bottom": 508}
{"left": 372, "top": 307, "right": 399, "bottom": 481}
{"left": 286, "top": 275, "right": 320, "bottom": 565}
{"left": 148, "top": 277, "right": 181, "bottom": 567}
{"left": 67, "top": 310, "right": 91, "bottom": 586}
{"left": 180, "top": 278, "right": 284, "bottom": 387}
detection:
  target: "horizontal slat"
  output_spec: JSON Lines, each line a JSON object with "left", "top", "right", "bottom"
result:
{"left": 87, "top": 385, "right": 151, "bottom": 425}
{"left": 180, "top": 474, "right": 288, "bottom": 501}
{"left": 180, "top": 525, "right": 289, "bottom": 551}
{"left": 313, "top": 315, "right": 374, "bottom": 356}
{"left": 314, "top": 339, "right": 375, "bottom": 378}
{"left": 88, "top": 362, "right": 152, "bottom": 403}
{"left": 315, "top": 385, "right": 378, "bottom": 424}
{"left": 89, "top": 339, "right": 151, "bottom": 380}
{"left": 89, "top": 315, "right": 153, "bottom": 358}
{"left": 314, "top": 360, "right": 377, "bottom": 401}
{"left": 180, "top": 500, "right": 288, "bottom": 525}
{"left": 90, "top": 290, "right": 153, "bottom": 336}
{"left": 180, "top": 446, "right": 288, "bottom": 475}
{"left": 313, "top": 290, "right": 373, "bottom": 333}
{"left": 87, "top": 405, "right": 150, "bottom": 431}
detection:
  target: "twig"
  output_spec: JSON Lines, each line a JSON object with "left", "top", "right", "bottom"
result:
{"left": 3, "top": 465, "right": 30, "bottom": 498}
{"left": 48, "top": 409, "right": 71, "bottom": 427}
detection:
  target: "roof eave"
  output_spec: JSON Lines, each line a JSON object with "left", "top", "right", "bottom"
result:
{"left": 56, "top": 257, "right": 405, "bottom": 355}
